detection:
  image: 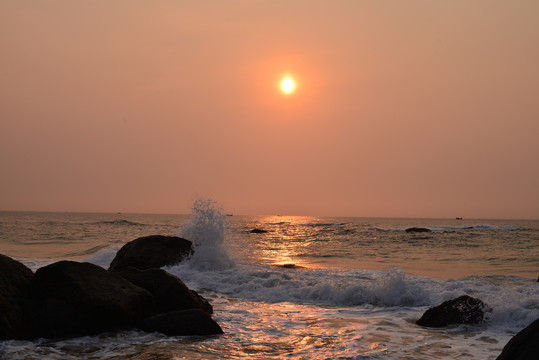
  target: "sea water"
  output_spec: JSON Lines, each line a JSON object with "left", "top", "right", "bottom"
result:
{"left": 0, "top": 203, "right": 537, "bottom": 359}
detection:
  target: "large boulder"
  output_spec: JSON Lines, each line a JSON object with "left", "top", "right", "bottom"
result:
{"left": 27, "top": 261, "right": 154, "bottom": 339}
{"left": 496, "top": 318, "right": 539, "bottom": 360}
{"left": 115, "top": 267, "right": 213, "bottom": 314}
{"left": 416, "top": 295, "right": 491, "bottom": 327}
{"left": 109, "top": 235, "right": 193, "bottom": 272}
{"left": 0, "top": 254, "right": 34, "bottom": 340}
{"left": 138, "top": 309, "right": 223, "bottom": 336}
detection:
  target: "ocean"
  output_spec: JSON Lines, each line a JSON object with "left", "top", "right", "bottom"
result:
{"left": 0, "top": 203, "right": 538, "bottom": 359}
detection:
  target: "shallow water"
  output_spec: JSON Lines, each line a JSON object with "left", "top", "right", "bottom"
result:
{"left": 0, "top": 208, "right": 538, "bottom": 359}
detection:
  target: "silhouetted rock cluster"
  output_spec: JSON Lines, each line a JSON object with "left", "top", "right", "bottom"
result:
{"left": 0, "top": 235, "right": 222, "bottom": 340}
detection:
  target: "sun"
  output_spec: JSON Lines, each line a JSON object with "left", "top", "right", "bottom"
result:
{"left": 280, "top": 76, "right": 296, "bottom": 95}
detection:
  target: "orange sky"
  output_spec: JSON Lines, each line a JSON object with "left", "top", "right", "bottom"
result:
{"left": 1, "top": 1, "right": 538, "bottom": 219}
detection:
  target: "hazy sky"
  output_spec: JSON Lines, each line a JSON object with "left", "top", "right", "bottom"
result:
{"left": 1, "top": 1, "right": 538, "bottom": 219}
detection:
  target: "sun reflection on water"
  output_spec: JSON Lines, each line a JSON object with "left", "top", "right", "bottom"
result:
{"left": 213, "top": 300, "right": 396, "bottom": 359}
{"left": 235, "top": 215, "right": 362, "bottom": 270}
{"left": 254, "top": 215, "right": 325, "bottom": 268}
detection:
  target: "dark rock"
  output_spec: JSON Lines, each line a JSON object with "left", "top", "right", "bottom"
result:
{"left": 115, "top": 267, "right": 213, "bottom": 314}
{"left": 0, "top": 254, "right": 34, "bottom": 340}
{"left": 138, "top": 309, "right": 223, "bottom": 336}
{"left": 416, "top": 295, "right": 491, "bottom": 327}
{"left": 191, "top": 290, "right": 213, "bottom": 314}
{"left": 109, "top": 235, "right": 193, "bottom": 272}
{"left": 28, "top": 261, "right": 154, "bottom": 339}
{"left": 496, "top": 318, "right": 539, "bottom": 360}
{"left": 405, "top": 227, "right": 432, "bottom": 233}
{"left": 250, "top": 228, "right": 268, "bottom": 234}
{"left": 276, "top": 263, "right": 305, "bottom": 269}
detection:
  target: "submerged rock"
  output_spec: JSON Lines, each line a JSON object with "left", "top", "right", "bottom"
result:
{"left": 0, "top": 254, "right": 34, "bottom": 340}
{"left": 416, "top": 295, "right": 491, "bottom": 327}
{"left": 115, "top": 267, "right": 213, "bottom": 314}
{"left": 250, "top": 228, "right": 268, "bottom": 234}
{"left": 496, "top": 318, "right": 539, "bottom": 360}
{"left": 109, "top": 235, "right": 193, "bottom": 272}
{"left": 138, "top": 309, "right": 223, "bottom": 336}
{"left": 28, "top": 261, "right": 154, "bottom": 339}
{"left": 405, "top": 227, "right": 432, "bottom": 233}
{"left": 275, "top": 263, "right": 305, "bottom": 269}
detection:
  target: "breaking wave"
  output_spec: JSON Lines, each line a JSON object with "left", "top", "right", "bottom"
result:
{"left": 166, "top": 261, "right": 538, "bottom": 332}
{"left": 176, "top": 199, "right": 235, "bottom": 271}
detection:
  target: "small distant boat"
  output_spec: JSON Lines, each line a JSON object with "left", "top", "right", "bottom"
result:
{"left": 456, "top": 217, "right": 463, "bottom": 220}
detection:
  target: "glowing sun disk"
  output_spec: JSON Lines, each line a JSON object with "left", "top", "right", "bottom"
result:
{"left": 280, "top": 77, "right": 296, "bottom": 94}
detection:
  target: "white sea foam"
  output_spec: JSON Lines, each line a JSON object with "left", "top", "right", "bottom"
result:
{"left": 166, "top": 260, "right": 539, "bottom": 333}
{"left": 168, "top": 263, "right": 424, "bottom": 306}
{"left": 18, "top": 259, "right": 55, "bottom": 272}
{"left": 85, "top": 245, "right": 121, "bottom": 269}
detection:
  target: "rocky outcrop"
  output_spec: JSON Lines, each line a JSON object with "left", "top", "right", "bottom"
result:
{"left": 139, "top": 309, "right": 223, "bottom": 336}
{"left": 496, "top": 318, "right": 539, "bottom": 360}
{"left": 0, "top": 254, "right": 34, "bottom": 340}
{"left": 416, "top": 295, "right": 491, "bottom": 327}
{"left": 114, "top": 267, "right": 213, "bottom": 314}
{"left": 109, "top": 235, "right": 193, "bottom": 272}
{"left": 0, "top": 245, "right": 222, "bottom": 340}
{"left": 27, "top": 261, "right": 154, "bottom": 338}
{"left": 405, "top": 227, "right": 432, "bottom": 233}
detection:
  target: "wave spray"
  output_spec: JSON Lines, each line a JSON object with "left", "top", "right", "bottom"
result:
{"left": 179, "top": 199, "right": 235, "bottom": 271}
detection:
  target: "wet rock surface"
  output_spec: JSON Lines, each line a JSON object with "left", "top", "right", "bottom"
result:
{"left": 139, "top": 309, "right": 223, "bottom": 336}
{"left": 0, "top": 254, "right": 34, "bottom": 340}
{"left": 109, "top": 235, "right": 193, "bottom": 272}
{"left": 28, "top": 261, "right": 154, "bottom": 338}
{"left": 416, "top": 295, "right": 491, "bottom": 328}
{"left": 496, "top": 318, "right": 539, "bottom": 360}
{"left": 115, "top": 266, "right": 213, "bottom": 314}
